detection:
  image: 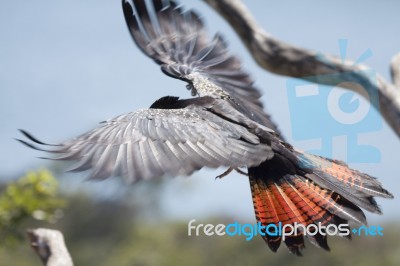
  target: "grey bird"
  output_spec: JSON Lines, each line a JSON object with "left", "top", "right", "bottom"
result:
{"left": 19, "top": 0, "right": 393, "bottom": 256}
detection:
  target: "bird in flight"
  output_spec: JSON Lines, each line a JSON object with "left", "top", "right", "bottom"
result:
{"left": 18, "top": 0, "right": 393, "bottom": 256}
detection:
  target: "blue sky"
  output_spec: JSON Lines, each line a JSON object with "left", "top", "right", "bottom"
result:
{"left": 1, "top": 0, "right": 399, "bottom": 223}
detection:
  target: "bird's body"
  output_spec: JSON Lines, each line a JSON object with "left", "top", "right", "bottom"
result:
{"left": 19, "top": 0, "right": 393, "bottom": 256}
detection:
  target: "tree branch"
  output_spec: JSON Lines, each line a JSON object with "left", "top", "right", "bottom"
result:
{"left": 391, "top": 52, "right": 400, "bottom": 88}
{"left": 27, "top": 228, "right": 74, "bottom": 266}
{"left": 203, "top": 0, "right": 400, "bottom": 137}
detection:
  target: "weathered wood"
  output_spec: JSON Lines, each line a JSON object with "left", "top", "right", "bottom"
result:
{"left": 27, "top": 228, "right": 73, "bottom": 266}
{"left": 204, "top": 0, "right": 400, "bottom": 137}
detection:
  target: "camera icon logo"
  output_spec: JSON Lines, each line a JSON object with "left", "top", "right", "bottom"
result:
{"left": 286, "top": 40, "right": 382, "bottom": 163}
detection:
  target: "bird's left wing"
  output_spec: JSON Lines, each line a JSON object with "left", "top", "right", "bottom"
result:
{"left": 18, "top": 105, "right": 272, "bottom": 182}
{"left": 122, "top": 0, "right": 277, "bottom": 129}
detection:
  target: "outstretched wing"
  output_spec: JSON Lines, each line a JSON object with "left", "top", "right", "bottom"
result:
{"left": 18, "top": 106, "right": 272, "bottom": 182}
{"left": 122, "top": 0, "right": 277, "bottom": 129}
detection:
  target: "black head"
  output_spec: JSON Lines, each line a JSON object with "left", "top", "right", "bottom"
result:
{"left": 149, "top": 96, "right": 181, "bottom": 109}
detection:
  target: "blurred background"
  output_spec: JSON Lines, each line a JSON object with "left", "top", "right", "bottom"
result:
{"left": 1, "top": 0, "right": 399, "bottom": 265}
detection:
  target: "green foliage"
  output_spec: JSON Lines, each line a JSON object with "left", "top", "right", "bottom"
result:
{"left": 0, "top": 169, "right": 65, "bottom": 245}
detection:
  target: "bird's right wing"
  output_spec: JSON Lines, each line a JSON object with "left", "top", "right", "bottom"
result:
{"left": 122, "top": 0, "right": 278, "bottom": 129}
{"left": 18, "top": 105, "right": 272, "bottom": 182}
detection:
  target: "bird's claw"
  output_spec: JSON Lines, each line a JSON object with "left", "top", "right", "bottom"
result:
{"left": 215, "top": 168, "right": 248, "bottom": 180}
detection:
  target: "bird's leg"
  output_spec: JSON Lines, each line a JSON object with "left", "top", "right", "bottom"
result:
{"left": 215, "top": 168, "right": 234, "bottom": 179}
{"left": 215, "top": 167, "right": 248, "bottom": 179}
{"left": 235, "top": 168, "right": 248, "bottom": 176}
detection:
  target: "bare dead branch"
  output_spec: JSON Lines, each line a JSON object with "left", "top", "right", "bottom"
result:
{"left": 203, "top": 0, "right": 400, "bottom": 137}
{"left": 27, "top": 228, "right": 73, "bottom": 266}
{"left": 391, "top": 52, "right": 400, "bottom": 88}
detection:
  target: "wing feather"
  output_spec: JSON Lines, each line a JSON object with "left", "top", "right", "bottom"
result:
{"left": 21, "top": 106, "right": 272, "bottom": 182}
{"left": 122, "top": 0, "right": 279, "bottom": 130}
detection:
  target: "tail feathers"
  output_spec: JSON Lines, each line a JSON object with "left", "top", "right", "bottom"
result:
{"left": 249, "top": 173, "right": 362, "bottom": 256}
{"left": 281, "top": 175, "right": 367, "bottom": 225}
{"left": 296, "top": 151, "right": 393, "bottom": 214}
